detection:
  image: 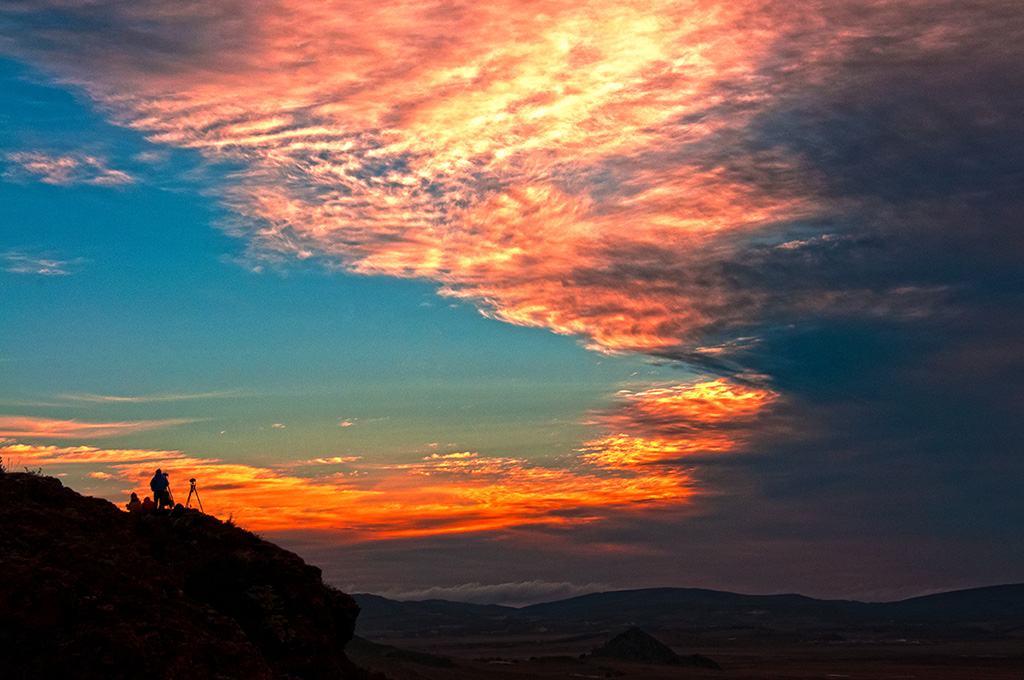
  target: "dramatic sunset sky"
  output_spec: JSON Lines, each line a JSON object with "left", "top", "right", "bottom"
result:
{"left": 1, "top": 1, "right": 1021, "bottom": 604}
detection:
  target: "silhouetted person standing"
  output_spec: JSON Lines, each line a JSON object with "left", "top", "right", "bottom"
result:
{"left": 150, "top": 469, "right": 171, "bottom": 510}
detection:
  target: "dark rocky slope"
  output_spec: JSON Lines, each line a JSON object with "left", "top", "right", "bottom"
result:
{"left": 0, "top": 472, "right": 370, "bottom": 680}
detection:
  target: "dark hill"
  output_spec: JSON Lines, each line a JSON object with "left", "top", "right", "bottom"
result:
{"left": 354, "top": 582, "right": 1024, "bottom": 645}
{"left": 881, "top": 584, "right": 1024, "bottom": 622}
{"left": 0, "top": 472, "right": 371, "bottom": 680}
{"left": 588, "top": 626, "right": 721, "bottom": 669}
{"left": 519, "top": 587, "right": 867, "bottom": 629}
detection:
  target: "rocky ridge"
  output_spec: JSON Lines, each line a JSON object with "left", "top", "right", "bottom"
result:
{"left": 0, "top": 472, "right": 369, "bottom": 680}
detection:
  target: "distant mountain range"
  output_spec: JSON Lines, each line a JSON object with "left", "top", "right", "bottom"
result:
{"left": 353, "top": 583, "right": 1024, "bottom": 645}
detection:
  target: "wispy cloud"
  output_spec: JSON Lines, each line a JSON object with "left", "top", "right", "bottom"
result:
{"left": 3, "top": 151, "right": 133, "bottom": 186}
{"left": 285, "top": 456, "right": 362, "bottom": 467}
{"left": 2, "top": 251, "right": 85, "bottom": 276}
{"left": 0, "top": 415, "right": 198, "bottom": 439}
{"left": 374, "top": 580, "right": 607, "bottom": 607}
{"left": 0, "top": 399, "right": 65, "bottom": 407}
{"left": 0, "top": 442, "right": 184, "bottom": 464}
{"left": 58, "top": 390, "right": 239, "bottom": 403}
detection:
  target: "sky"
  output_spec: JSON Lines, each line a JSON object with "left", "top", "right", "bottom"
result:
{"left": 1, "top": 0, "right": 1022, "bottom": 606}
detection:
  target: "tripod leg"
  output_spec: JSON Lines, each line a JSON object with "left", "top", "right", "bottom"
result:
{"left": 194, "top": 489, "right": 203, "bottom": 513}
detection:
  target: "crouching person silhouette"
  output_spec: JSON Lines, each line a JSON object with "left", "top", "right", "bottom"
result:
{"left": 150, "top": 469, "right": 172, "bottom": 510}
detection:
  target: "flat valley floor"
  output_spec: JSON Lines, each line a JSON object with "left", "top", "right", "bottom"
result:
{"left": 347, "top": 634, "right": 1024, "bottom": 679}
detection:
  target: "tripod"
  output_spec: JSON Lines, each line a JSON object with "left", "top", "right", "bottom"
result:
{"left": 186, "top": 477, "right": 204, "bottom": 512}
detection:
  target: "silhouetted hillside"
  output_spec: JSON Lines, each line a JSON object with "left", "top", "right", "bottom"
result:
{"left": 519, "top": 587, "right": 870, "bottom": 630}
{"left": 0, "top": 472, "right": 371, "bottom": 680}
{"left": 879, "top": 584, "right": 1024, "bottom": 622}
{"left": 354, "top": 583, "right": 1024, "bottom": 644}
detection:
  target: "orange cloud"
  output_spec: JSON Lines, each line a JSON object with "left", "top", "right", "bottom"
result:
{"left": 173, "top": 451, "right": 692, "bottom": 539}
{"left": 1, "top": 380, "right": 770, "bottom": 542}
{"left": 200, "top": 0, "right": 818, "bottom": 353}
{"left": 580, "top": 433, "right": 733, "bottom": 470}
{"left": 601, "top": 379, "right": 779, "bottom": 427}
{"left": 4, "top": 0, "right": 834, "bottom": 355}
{"left": 5, "top": 437, "right": 693, "bottom": 540}
{"left": 0, "top": 416, "right": 197, "bottom": 439}
{"left": 0, "top": 443, "right": 184, "bottom": 465}
{"left": 580, "top": 379, "right": 782, "bottom": 468}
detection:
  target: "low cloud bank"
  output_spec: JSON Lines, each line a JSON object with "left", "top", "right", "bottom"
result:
{"left": 374, "top": 580, "right": 607, "bottom": 607}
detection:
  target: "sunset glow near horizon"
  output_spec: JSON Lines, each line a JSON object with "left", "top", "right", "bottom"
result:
{"left": 2, "top": 0, "right": 1022, "bottom": 604}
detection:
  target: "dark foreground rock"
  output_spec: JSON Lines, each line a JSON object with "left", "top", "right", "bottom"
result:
{"left": 0, "top": 472, "right": 372, "bottom": 680}
{"left": 589, "top": 626, "right": 721, "bottom": 669}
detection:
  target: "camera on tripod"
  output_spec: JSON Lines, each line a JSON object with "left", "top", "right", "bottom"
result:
{"left": 186, "top": 477, "right": 203, "bottom": 513}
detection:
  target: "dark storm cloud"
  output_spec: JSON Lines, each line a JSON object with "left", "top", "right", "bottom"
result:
{"left": 0, "top": 0, "right": 259, "bottom": 77}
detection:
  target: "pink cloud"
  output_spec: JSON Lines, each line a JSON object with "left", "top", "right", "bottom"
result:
{"left": 0, "top": 443, "right": 184, "bottom": 464}
{"left": 3, "top": 151, "right": 133, "bottom": 186}
{"left": 0, "top": 415, "right": 197, "bottom": 439}
{"left": 0, "top": 0, "right": 831, "bottom": 355}
{"left": 285, "top": 456, "right": 362, "bottom": 467}
{"left": 2, "top": 251, "right": 83, "bottom": 276}
{"left": 58, "top": 390, "right": 238, "bottom": 403}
